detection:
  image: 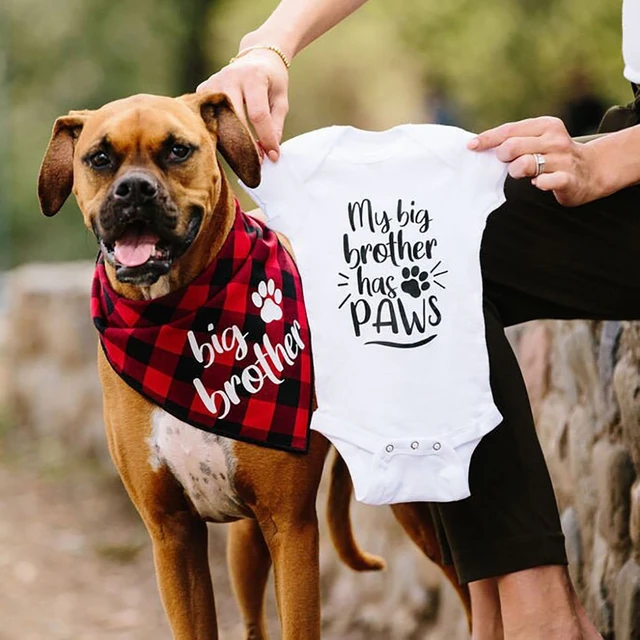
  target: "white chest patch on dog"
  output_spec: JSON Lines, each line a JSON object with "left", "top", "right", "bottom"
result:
{"left": 148, "top": 408, "right": 249, "bottom": 523}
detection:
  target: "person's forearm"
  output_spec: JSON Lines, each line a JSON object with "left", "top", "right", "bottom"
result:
{"left": 586, "top": 125, "right": 640, "bottom": 197}
{"left": 239, "top": 0, "right": 369, "bottom": 61}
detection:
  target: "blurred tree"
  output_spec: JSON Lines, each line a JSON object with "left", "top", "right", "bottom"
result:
{"left": 3, "top": 0, "right": 633, "bottom": 266}
{"left": 0, "top": 18, "right": 10, "bottom": 271}
{"left": 390, "top": 0, "right": 629, "bottom": 129}
{"left": 560, "top": 68, "right": 608, "bottom": 136}
{"left": 179, "top": 0, "right": 220, "bottom": 95}
{"left": 3, "top": 0, "right": 206, "bottom": 265}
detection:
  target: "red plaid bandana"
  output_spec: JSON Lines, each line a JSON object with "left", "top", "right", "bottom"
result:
{"left": 91, "top": 204, "right": 313, "bottom": 452}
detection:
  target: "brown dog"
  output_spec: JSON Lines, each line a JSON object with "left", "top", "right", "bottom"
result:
{"left": 37, "top": 93, "right": 469, "bottom": 639}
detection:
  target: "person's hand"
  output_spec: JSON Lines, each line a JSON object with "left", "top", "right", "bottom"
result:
{"left": 468, "top": 116, "right": 601, "bottom": 207}
{"left": 197, "top": 49, "right": 290, "bottom": 161}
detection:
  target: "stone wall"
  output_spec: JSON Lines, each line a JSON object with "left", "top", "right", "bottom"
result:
{"left": 4, "top": 262, "right": 109, "bottom": 468}
{"left": 518, "top": 320, "right": 640, "bottom": 640}
{"left": 4, "top": 261, "right": 640, "bottom": 638}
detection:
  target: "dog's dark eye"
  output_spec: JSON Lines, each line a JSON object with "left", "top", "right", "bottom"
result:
{"left": 89, "top": 151, "right": 111, "bottom": 169}
{"left": 168, "top": 144, "right": 192, "bottom": 163}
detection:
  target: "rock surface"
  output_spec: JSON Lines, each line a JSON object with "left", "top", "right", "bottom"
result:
{"left": 517, "top": 320, "right": 640, "bottom": 637}
{"left": 6, "top": 262, "right": 108, "bottom": 468}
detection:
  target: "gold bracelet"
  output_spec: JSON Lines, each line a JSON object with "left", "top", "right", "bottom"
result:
{"left": 229, "top": 45, "right": 291, "bottom": 70}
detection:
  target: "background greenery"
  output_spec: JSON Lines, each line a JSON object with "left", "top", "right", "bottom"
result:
{"left": 0, "top": 0, "right": 632, "bottom": 268}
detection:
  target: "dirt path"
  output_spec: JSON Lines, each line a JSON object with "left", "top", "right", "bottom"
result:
{"left": 0, "top": 444, "right": 371, "bottom": 640}
{"left": 0, "top": 447, "right": 282, "bottom": 640}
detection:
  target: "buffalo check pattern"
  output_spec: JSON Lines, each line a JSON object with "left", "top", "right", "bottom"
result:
{"left": 91, "top": 203, "right": 313, "bottom": 452}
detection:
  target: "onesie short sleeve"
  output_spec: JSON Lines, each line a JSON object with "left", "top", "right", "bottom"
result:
{"left": 402, "top": 124, "right": 507, "bottom": 223}
{"left": 241, "top": 126, "right": 343, "bottom": 239}
{"left": 468, "top": 142, "right": 508, "bottom": 217}
{"left": 245, "top": 154, "right": 303, "bottom": 238}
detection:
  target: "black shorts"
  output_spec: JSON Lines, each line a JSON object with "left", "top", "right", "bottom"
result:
{"left": 432, "top": 175, "right": 640, "bottom": 584}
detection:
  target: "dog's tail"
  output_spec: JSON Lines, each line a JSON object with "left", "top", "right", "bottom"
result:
{"left": 327, "top": 450, "right": 386, "bottom": 571}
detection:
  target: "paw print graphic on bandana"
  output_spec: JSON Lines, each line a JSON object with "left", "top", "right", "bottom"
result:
{"left": 401, "top": 266, "right": 430, "bottom": 299}
{"left": 252, "top": 279, "right": 283, "bottom": 324}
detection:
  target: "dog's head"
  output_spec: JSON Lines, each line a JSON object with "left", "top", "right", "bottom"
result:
{"left": 38, "top": 93, "right": 260, "bottom": 286}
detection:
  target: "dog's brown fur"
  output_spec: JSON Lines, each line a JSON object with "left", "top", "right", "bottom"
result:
{"left": 38, "top": 93, "right": 470, "bottom": 639}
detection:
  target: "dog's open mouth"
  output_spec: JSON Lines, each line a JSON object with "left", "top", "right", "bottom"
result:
{"left": 98, "top": 210, "right": 203, "bottom": 285}
{"left": 100, "top": 222, "right": 175, "bottom": 285}
{"left": 109, "top": 224, "right": 170, "bottom": 268}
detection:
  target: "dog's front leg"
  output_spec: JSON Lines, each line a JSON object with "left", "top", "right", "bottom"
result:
{"left": 228, "top": 518, "right": 272, "bottom": 639}
{"left": 115, "top": 460, "right": 219, "bottom": 639}
{"left": 233, "top": 433, "right": 329, "bottom": 640}
{"left": 147, "top": 505, "right": 218, "bottom": 640}
{"left": 100, "top": 359, "right": 218, "bottom": 639}
{"left": 257, "top": 511, "right": 321, "bottom": 640}
{"left": 111, "top": 456, "right": 218, "bottom": 639}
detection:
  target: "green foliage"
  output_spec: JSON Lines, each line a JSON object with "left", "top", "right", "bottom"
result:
{"left": 1, "top": 0, "right": 207, "bottom": 266}
{"left": 391, "top": 0, "right": 630, "bottom": 128}
{"left": 1, "top": 0, "right": 633, "bottom": 266}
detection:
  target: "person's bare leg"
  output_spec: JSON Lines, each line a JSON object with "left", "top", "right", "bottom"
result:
{"left": 497, "top": 565, "right": 601, "bottom": 639}
{"left": 469, "top": 578, "right": 503, "bottom": 640}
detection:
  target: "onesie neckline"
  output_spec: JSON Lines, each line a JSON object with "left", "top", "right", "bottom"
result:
{"left": 329, "top": 125, "right": 411, "bottom": 164}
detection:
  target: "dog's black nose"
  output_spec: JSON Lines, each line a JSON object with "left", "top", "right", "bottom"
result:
{"left": 113, "top": 172, "right": 158, "bottom": 204}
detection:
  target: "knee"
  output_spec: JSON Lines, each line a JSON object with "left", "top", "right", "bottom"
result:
{"left": 146, "top": 508, "right": 206, "bottom": 548}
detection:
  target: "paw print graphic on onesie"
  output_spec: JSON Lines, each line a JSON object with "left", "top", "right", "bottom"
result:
{"left": 252, "top": 279, "right": 283, "bottom": 323}
{"left": 401, "top": 266, "right": 430, "bottom": 299}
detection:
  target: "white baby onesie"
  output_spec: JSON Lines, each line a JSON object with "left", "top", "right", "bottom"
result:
{"left": 242, "top": 124, "right": 508, "bottom": 505}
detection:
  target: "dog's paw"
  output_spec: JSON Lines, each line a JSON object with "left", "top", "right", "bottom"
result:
{"left": 400, "top": 266, "right": 430, "bottom": 299}
{"left": 252, "top": 279, "right": 283, "bottom": 324}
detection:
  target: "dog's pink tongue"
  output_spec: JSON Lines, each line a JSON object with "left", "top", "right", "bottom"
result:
{"left": 113, "top": 229, "right": 160, "bottom": 267}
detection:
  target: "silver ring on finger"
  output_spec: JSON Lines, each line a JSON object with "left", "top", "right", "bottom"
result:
{"left": 533, "top": 153, "right": 546, "bottom": 178}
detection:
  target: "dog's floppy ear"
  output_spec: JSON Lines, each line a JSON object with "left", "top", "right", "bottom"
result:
{"left": 38, "top": 110, "right": 92, "bottom": 217}
{"left": 183, "top": 92, "right": 261, "bottom": 188}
